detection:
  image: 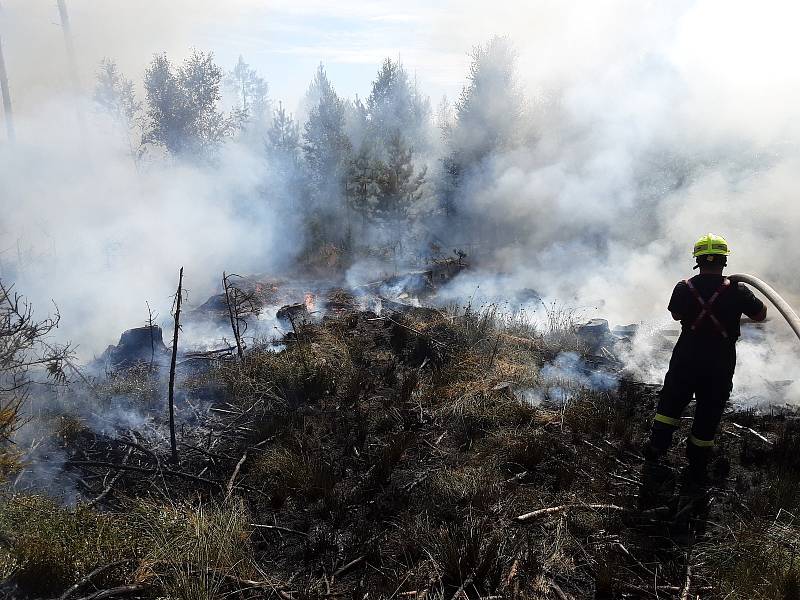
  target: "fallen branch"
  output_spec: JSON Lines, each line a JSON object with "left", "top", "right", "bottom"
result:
{"left": 250, "top": 523, "right": 309, "bottom": 537}
{"left": 66, "top": 460, "right": 222, "bottom": 490}
{"left": 448, "top": 572, "right": 475, "bottom": 600}
{"left": 86, "top": 447, "right": 132, "bottom": 507}
{"left": 514, "top": 503, "right": 626, "bottom": 522}
{"left": 550, "top": 581, "right": 572, "bottom": 600}
{"left": 54, "top": 560, "right": 131, "bottom": 600}
{"left": 179, "top": 441, "right": 232, "bottom": 462}
{"left": 731, "top": 422, "right": 772, "bottom": 444}
{"left": 332, "top": 555, "right": 365, "bottom": 579}
{"left": 679, "top": 564, "right": 692, "bottom": 600}
{"left": 119, "top": 438, "right": 160, "bottom": 467}
{"left": 73, "top": 584, "right": 149, "bottom": 600}
{"left": 225, "top": 450, "right": 249, "bottom": 500}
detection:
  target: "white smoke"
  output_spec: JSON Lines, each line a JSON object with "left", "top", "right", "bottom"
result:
{"left": 0, "top": 98, "right": 289, "bottom": 360}
{"left": 2, "top": 0, "right": 800, "bottom": 407}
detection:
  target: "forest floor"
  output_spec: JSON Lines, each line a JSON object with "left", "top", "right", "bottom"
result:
{"left": 1, "top": 291, "right": 799, "bottom": 600}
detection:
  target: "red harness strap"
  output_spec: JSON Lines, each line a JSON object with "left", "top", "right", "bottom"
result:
{"left": 684, "top": 278, "right": 731, "bottom": 338}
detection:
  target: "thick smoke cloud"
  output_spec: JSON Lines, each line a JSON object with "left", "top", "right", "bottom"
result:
{"left": 2, "top": 1, "right": 800, "bottom": 406}
{"left": 1, "top": 99, "right": 286, "bottom": 359}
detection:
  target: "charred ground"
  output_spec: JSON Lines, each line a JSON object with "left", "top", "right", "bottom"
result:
{"left": 1, "top": 291, "right": 799, "bottom": 600}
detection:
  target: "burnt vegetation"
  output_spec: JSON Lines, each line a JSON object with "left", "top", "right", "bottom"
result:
{"left": 1, "top": 24, "right": 799, "bottom": 600}
{"left": 0, "top": 285, "right": 798, "bottom": 600}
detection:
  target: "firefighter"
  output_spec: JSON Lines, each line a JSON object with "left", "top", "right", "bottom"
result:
{"left": 644, "top": 233, "right": 767, "bottom": 480}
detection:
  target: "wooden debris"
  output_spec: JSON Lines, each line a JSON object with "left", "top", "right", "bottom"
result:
{"left": 333, "top": 556, "right": 365, "bottom": 579}
{"left": 86, "top": 447, "right": 132, "bottom": 507}
{"left": 731, "top": 422, "right": 772, "bottom": 444}
{"left": 73, "top": 584, "right": 149, "bottom": 600}
{"left": 54, "top": 560, "right": 131, "bottom": 600}
{"left": 250, "top": 523, "right": 309, "bottom": 537}
{"left": 225, "top": 450, "right": 248, "bottom": 500}
{"left": 514, "top": 503, "right": 626, "bottom": 522}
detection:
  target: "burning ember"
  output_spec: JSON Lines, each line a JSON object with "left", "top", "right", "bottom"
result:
{"left": 304, "top": 292, "right": 316, "bottom": 313}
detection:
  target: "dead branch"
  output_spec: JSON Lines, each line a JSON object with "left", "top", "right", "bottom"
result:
{"left": 72, "top": 584, "right": 149, "bottom": 600}
{"left": 87, "top": 447, "right": 132, "bottom": 507}
{"left": 180, "top": 441, "right": 232, "bottom": 461}
{"left": 54, "top": 560, "right": 131, "bottom": 600}
{"left": 119, "top": 438, "right": 160, "bottom": 467}
{"left": 225, "top": 450, "right": 248, "bottom": 500}
{"left": 679, "top": 564, "right": 692, "bottom": 600}
{"left": 332, "top": 555, "right": 365, "bottom": 579}
{"left": 731, "top": 421, "right": 772, "bottom": 444}
{"left": 223, "top": 272, "right": 244, "bottom": 360}
{"left": 550, "top": 580, "right": 573, "bottom": 600}
{"left": 66, "top": 460, "right": 223, "bottom": 489}
{"left": 514, "top": 503, "right": 626, "bottom": 522}
{"left": 447, "top": 571, "right": 475, "bottom": 600}
{"left": 250, "top": 523, "right": 309, "bottom": 537}
{"left": 167, "top": 267, "right": 183, "bottom": 464}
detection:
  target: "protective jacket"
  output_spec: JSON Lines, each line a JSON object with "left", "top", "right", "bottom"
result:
{"left": 650, "top": 274, "right": 765, "bottom": 460}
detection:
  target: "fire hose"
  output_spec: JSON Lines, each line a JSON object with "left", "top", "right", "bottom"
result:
{"left": 729, "top": 273, "right": 800, "bottom": 343}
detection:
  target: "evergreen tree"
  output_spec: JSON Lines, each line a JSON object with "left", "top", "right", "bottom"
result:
{"left": 266, "top": 101, "right": 301, "bottom": 183}
{"left": 434, "top": 95, "right": 453, "bottom": 136}
{"left": 366, "top": 58, "right": 430, "bottom": 156}
{"left": 302, "top": 65, "right": 352, "bottom": 202}
{"left": 345, "top": 144, "right": 376, "bottom": 220}
{"left": 94, "top": 58, "right": 141, "bottom": 161}
{"left": 345, "top": 94, "right": 369, "bottom": 151}
{"left": 440, "top": 36, "right": 523, "bottom": 215}
{"left": 226, "top": 55, "right": 270, "bottom": 129}
{"left": 300, "top": 64, "right": 352, "bottom": 252}
{"left": 267, "top": 101, "right": 300, "bottom": 160}
{"left": 142, "top": 51, "right": 233, "bottom": 160}
{"left": 262, "top": 101, "right": 303, "bottom": 219}
{"left": 452, "top": 36, "right": 522, "bottom": 165}
{"left": 372, "top": 133, "right": 426, "bottom": 221}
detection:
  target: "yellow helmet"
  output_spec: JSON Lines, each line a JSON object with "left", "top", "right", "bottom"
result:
{"left": 693, "top": 233, "right": 731, "bottom": 257}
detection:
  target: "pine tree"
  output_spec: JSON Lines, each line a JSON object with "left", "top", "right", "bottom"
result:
{"left": 226, "top": 55, "right": 270, "bottom": 130}
{"left": 302, "top": 65, "right": 352, "bottom": 201}
{"left": 267, "top": 101, "right": 300, "bottom": 175}
{"left": 440, "top": 36, "right": 523, "bottom": 215}
{"left": 452, "top": 36, "right": 523, "bottom": 165}
{"left": 346, "top": 144, "right": 376, "bottom": 220}
{"left": 372, "top": 133, "right": 426, "bottom": 221}
{"left": 300, "top": 64, "right": 353, "bottom": 253}
{"left": 366, "top": 58, "right": 430, "bottom": 157}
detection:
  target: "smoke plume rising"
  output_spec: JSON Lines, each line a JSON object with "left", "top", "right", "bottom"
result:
{"left": 2, "top": 1, "right": 800, "bottom": 405}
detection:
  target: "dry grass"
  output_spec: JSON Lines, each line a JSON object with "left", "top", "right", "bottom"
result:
{"left": 251, "top": 445, "right": 337, "bottom": 510}
{"left": 5, "top": 301, "right": 800, "bottom": 599}
{"left": 0, "top": 495, "right": 261, "bottom": 599}
{"left": 137, "top": 498, "right": 258, "bottom": 600}
{"left": 222, "top": 326, "right": 353, "bottom": 405}
{"left": 0, "top": 494, "right": 135, "bottom": 595}
{"left": 698, "top": 514, "right": 800, "bottom": 599}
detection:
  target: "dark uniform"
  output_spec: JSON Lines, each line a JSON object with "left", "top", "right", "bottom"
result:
{"left": 649, "top": 274, "right": 765, "bottom": 464}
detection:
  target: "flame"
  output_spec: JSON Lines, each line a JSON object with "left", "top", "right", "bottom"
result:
{"left": 304, "top": 292, "right": 316, "bottom": 312}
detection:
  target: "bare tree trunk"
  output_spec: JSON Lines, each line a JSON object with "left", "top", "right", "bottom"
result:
{"left": 146, "top": 301, "right": 156, "bottom": 371}
{"left": 0, "top": 34, "right": 14, "bottom": 142}
{"left": 222, "top": 272, "right": 244, "bottom": 360}
{"left": 56, "top": 0, "right": 85, "bottom": 133}
{"left": 167, "top": 267, "right": 183, "bottom": 465}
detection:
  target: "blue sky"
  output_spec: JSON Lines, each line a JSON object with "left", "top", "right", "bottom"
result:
{"left": 1, "top": 0, "right": 471, "bottom": 114}
{"left": 3, "top": 0, "right": 800, "bottom": 142}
